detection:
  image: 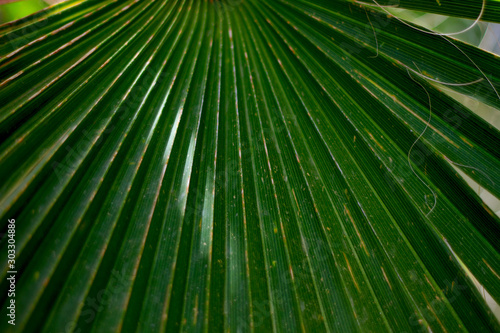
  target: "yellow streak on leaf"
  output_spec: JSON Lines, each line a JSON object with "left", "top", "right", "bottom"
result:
{"left": 381, "top": 266, "right": 392, "bottom": 290}
{"left": 460, "top": 136, "right": 474, "bottom": 148}
{"left": 343, "top": 252, "right": 360, "bottom": 292}
{"left": 344, "top": 204, "right": 369, "bottom": 256}
{"left": 483, "top": 259, "right": 500, "bottom": 280}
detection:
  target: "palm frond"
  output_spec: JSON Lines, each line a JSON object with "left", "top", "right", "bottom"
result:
{"left": 0, "top": 0, "right": 499, "bottom": 332}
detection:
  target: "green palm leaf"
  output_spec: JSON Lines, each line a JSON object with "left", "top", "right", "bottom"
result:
{"left": 0, "top": 0, "right": 499, "bottom": 332}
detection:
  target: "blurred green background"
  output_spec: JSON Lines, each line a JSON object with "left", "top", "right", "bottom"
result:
{"left": 0, "top": 0, "right": 48, "bottom": 23}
